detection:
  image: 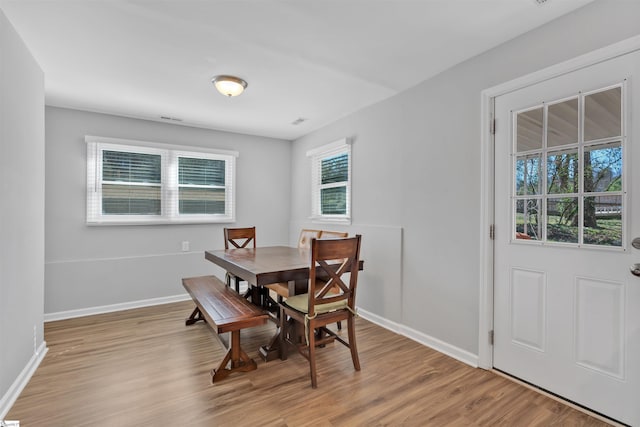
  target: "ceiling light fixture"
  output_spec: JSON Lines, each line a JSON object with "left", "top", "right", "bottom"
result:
{"left": 211, "top": 75, "right": 248, "bottom": 97}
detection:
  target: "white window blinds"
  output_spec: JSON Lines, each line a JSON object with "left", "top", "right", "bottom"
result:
{"left": 86, "top": 136, "right": 237, "bottom": 225}
{"left": 101, "top": 149, "right": 162, "bottom": 216}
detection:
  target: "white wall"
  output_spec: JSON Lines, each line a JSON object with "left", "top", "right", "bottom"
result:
{"left": 0, "top": 9, "right": 45, "bottom": 417}
{"left": 290, "top": 0, "right": 640, "bottom": 358}
{"left": 44, "top": 107, "right": 291, "bottom": 316}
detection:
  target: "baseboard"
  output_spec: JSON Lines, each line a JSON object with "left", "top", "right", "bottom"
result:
{"left": 44, "top": 293, "right": 192, "bottom": 322}
{"left": 357, "top": 307, "right": 404, "bottom": 334}
{"left": 358, "top": 307, "right": 479, "bottom": 368}
{"left": 0, "top": 342, "right": 48, "bottom": 420}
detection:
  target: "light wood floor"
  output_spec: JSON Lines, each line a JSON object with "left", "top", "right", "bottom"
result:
{"left": 8, "top": 300, "right": 611, "bottom": 426}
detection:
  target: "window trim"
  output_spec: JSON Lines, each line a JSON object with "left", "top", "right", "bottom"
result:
{"left": 86, "top": 135, "right": 238, "bottom": 225}
{"left": 306, "top": 138, "right": 352, "bottom": 224}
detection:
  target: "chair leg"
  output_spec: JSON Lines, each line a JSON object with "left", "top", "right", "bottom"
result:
{"left": 279, "top": 306, "right": 288, "bottom": 360}
{"left": 308, "top": 320, "right": 318, "bottom": 388}
{"left": 347, "top": 314, "right": 360, "bottom": 371}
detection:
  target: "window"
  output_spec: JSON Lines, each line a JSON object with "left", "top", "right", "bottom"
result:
{"left": 86, "top": 136, "right": 237, "bottom": 224}
{"left": 307, "top": 138, "right": 351, "bottom": 223}
{"left": 512, "top": 84, "right": 624, "bottom": 247}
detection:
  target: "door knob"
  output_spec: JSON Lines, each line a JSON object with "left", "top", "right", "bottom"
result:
{"left": 632, "top": 237, "right": 640, "bottom": 250}
{"left": 631, "top": 263, "right": 640, "bottom": 277}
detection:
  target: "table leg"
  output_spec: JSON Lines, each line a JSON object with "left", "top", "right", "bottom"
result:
{"left": 258, "top": 320, "right": 299, "bottom": 361}
{"left": 259, "top": 327, "right": 281, "bottom": 362}
{"left": 259, "top": 279, "right": 307, "bottom": 362}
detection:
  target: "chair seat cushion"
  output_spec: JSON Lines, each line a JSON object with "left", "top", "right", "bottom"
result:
{"left": 284, "top": 293, "right": 347, "bottom": 314}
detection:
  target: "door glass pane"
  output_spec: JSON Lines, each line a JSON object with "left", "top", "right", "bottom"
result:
{"left": 547, "top": 197, "right": 579, "bottom": 243}
{"left": 547, "top": 149, "right": 578, "bottom": 194}
{"left": 548, "top": 98, "right": 578, "bottom": 148}
{"left": 583, "top": 195, "right": 622, "bottom": 247}
{"left": 515, "top": 198, "right": 541, "bottom": 241}
{"left": 517, "top": 108, "right": 543, "bottom": 151}
{"left": 584, "top": 87, "right": 621, "bottom": 141}
{"left": 509, "top": 84, "right": 624, "bottom": 248}
{"left": 584, "top": 142, "right": 622, "bottom": 193}
{"left": 515, "top": 155, "right": 541, "bottom": 195}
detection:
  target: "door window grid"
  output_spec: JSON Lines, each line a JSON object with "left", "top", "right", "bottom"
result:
{"left": 511, "top": 84, "right": 624, "bottom": 248}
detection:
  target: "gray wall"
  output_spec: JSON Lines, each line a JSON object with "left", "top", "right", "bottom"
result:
{"left": 290, "top": 0, "right": 640, "bottom": 356}
{"left": 0, "top": 9, "right": 45, "bottom": 415}
{"left": 44, "top": 107, "right": 291, "bottom": 315}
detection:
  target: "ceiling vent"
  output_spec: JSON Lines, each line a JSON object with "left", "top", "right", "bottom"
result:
{"left": 160, "top": 116, "right": 183, "bottom": 122}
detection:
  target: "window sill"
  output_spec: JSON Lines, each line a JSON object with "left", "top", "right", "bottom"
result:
{"left": 87, "top": 216, "right": 235, "bottom": 226}
{"left": 309, "top": 216, "right": 351, "bottom": 226}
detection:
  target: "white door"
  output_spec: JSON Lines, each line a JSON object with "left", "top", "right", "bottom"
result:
{"left": 494, "top": 50, "right": 640, "bottom": 426}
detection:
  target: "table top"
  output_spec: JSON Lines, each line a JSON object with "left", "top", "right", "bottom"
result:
{"left": 205, "top": 245, "right": 364, "bottom": 288}
{"left": 205, "top": 246, "right": 313, "bottom": 287}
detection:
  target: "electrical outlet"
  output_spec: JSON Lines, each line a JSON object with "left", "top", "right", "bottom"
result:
{"left": 181, "top": 241, "right": 190, "bottom": 252}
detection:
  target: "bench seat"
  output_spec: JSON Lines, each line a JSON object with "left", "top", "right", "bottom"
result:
{"left": 182, "top": 275, "right": 269, "bottom": 383}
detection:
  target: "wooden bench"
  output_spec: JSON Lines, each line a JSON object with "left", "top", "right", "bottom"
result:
{"left": 182, "top": 275, "right": 269, "bottom": 383}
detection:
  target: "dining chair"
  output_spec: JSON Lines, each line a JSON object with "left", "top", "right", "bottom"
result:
{"left": 265, "top": 229, "right": 348, "bottom": 301}
{"left": 298, "top": 228, "right": 323, "bottom": 248}
{"left": 223, "top": 227, "right": 256, "bottom": 293}
{"left": 317, "top": 231, "right": 348, "bottom": 330}
{"left": 319, "top": 230, "right": 349, "bottom": 239}
{"left": 279, "top": 234, "right": 362, "bottom": 388}
{"left": 266, "top": 229, "right": 349, "bottom": 327}
{"left": 264, "top": 229, "right": 321, "bottom": 301}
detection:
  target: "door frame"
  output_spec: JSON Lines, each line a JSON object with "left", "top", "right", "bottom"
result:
{"left": 478, "top": 34, "right": 640, "bottom": 369}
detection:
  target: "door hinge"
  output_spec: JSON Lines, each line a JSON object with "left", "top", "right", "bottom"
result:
{"left": 490, "top": 118, "right": 496, "bottom": 135}
{"left": 489, "top": 330, "right": 494, "bottom": 345}
{"left": 489, "top": 224, "right": 495, "bottom": 240}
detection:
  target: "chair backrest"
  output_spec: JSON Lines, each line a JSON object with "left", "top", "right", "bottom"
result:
{"left": 307, "top": 235, "right": 362, "bottom": 317}
{"left": 224, "top": 227, "right": 256, "bottom": 249}
{"left": 319, "top": 230, "right": 348, "bottom": 239}
{"left": 298, "top": 229, "right": 322, "bottom": 248}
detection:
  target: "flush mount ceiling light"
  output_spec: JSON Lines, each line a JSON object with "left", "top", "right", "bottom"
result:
{"left": 211, "top": 75, "right": 248, "bottom": 97}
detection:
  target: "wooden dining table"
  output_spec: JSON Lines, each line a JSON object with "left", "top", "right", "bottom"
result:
{"left": 204, "top": 245, "right": 364, "bottom": 361}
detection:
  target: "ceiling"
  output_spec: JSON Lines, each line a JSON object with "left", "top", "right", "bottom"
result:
{"left": 0, "top": 0, "right": 594, "bottom": 140}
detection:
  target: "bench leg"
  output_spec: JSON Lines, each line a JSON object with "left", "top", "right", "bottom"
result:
{"left": 211, "top": 330, "right": 258, "bottom": 383}
{"left": 185, "top": 307, "right": 206, "bottom": 326}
